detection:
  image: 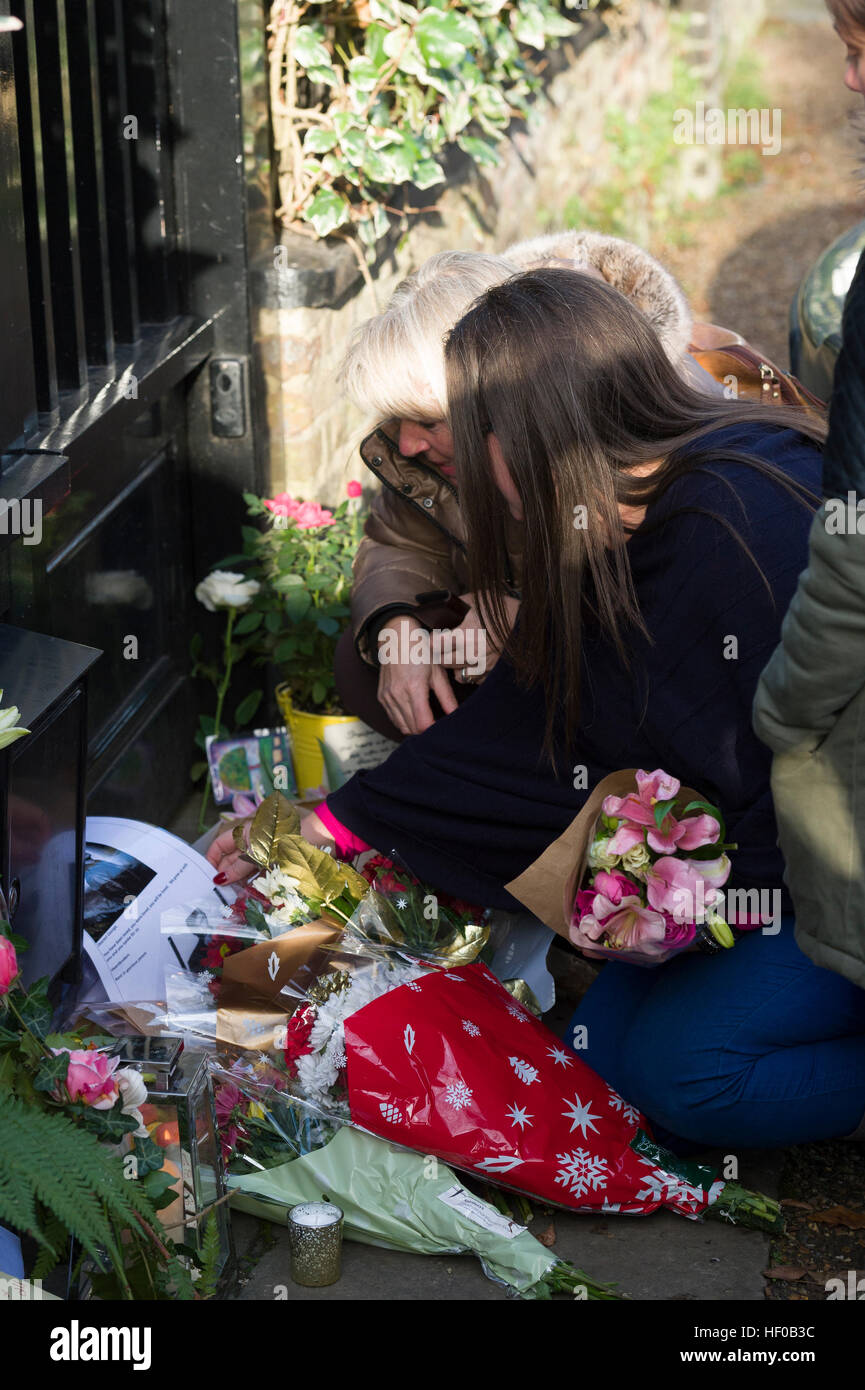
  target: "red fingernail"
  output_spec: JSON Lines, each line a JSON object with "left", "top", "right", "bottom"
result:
{"left": 213, "top": 873, "right": 227, "bottom": 884}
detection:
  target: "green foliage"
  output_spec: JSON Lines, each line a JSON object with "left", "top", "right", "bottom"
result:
{"left": 0, "top": 962, "right": 206, "bottom": 1299}
{"left": 194, "top": 493, "right": 366, "bottom": 719}
{"left": 0, "top": 1089, "right": 187, "bottom": 1293}
{"left": 272, "top": 0, "right": 604, "bottom": 253}
{"left": 195, "top": 1213, "right": 222, "bottom": 1300}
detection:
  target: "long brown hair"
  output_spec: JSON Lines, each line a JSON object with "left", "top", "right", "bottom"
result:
{"left": 443, "top": 268, "right": 825, "bottom": 761}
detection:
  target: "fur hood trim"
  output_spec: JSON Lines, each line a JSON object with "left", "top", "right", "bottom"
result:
{"left": 503, "top": 230, "right": 693, "bottom": 366}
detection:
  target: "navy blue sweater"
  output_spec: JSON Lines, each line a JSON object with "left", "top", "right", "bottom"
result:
{"left": 328, "top": 423, "right": 822, "bottom": 910}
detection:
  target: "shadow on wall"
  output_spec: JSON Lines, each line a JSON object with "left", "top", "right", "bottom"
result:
{"left": 706, "top": 202, "right": 861, "bottom": 366}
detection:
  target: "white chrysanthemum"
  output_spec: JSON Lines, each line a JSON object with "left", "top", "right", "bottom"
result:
{"left": 294, "top": 961, "right": 426, "bottom": 1109}
{"left": 256, "top": 867, "right": 304, "bottom": 906}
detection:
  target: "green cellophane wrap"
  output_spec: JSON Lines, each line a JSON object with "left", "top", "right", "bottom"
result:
{"left": 228, "top": 1124, "right": 556, "bottom": 1293}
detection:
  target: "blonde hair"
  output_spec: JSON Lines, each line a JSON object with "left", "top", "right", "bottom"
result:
{"left": 338, "top": 250, "right": 517, "bottom": 422}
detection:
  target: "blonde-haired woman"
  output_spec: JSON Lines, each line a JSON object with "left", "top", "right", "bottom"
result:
{"left": 336, "top": 234, "right": 740, "bottom": 742}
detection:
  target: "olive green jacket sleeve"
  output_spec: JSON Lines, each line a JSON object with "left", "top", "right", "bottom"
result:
{"left": 753, "top": 504, "right": 865, "bottom": 753}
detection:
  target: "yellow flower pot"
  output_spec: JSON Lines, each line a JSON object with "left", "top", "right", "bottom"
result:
{"left": 275, "top": 684, "right": 359, "bottom": 798}
{"left": 275, "top": 683, "right": 397, "bottom": 799}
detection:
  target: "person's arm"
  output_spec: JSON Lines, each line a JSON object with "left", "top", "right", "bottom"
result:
{"left": 351, "top": 487, "right": 462, "bottom": 665}
{"left": 754, "top": 251, "right": 865, "bottom": 753}
{"left": 754, "top": 511, "right": 865, "bottom": 753}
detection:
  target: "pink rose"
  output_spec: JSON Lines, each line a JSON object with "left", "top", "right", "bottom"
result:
{"left": 0, "top": 936, "right": 18, "bottom": 995}
{"left": 53, "top": 1048, "right": 120, "bottom": 1109}
{"left": 661, "top": 913, "right": 697, "bottom": 948}
{"left": 592, "top": 870, "right": 640, "bottom": 905}
{"left": 346, "top": 480, "right": 362, "bottom": 498}
{"left": 573, "top": 886, "right": 599, "bottom": 919}
{"left": 263, "top": 492, "right": 294, "bottom": 517}
{"left": 263, "top": 495, "right": 335, "bottom": 528}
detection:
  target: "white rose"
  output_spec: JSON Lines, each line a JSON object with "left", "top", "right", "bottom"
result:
{"left": 587, "top": 835, "right": 620, "bottom": 872}
{"left": 116, "top": 1068, "right": 149, "bottom": 1138}
{"left": 195, "top": 571, "right": 261, "bottom": 613}
{"left": 621, "top": 843, "right": 651, "bottom": 877}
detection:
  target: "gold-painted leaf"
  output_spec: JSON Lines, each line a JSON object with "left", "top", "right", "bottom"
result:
{"left": 503, "top": 978, "right": 543, "bottom": 1017}
{"left": 274, "top": 834, "right": 366, "bottom": 906}
{"left": 247, "top": 792, "right": 300, "bottom": 869}
{"left": 433, "top": 922, "right": 489, "bottom": 966}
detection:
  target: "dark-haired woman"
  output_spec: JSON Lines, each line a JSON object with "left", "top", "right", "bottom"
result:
{"left": 215, "top": 270, "right": 865, "bottom": 1149}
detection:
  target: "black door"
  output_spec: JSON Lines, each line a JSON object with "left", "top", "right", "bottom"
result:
{"left": 0, "top": 0, "right": 268, "bottom": 823}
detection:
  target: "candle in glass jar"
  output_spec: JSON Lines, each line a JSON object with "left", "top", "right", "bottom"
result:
{"left": 287, "top": 1202, "right": 344, "bottom": 1287}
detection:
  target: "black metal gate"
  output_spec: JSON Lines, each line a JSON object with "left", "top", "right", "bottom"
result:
{"left": 0, "top": 0, "right": 268, "bottom": 823}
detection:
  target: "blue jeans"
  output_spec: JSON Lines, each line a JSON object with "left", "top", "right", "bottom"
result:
{"left": 566, "top": 918, "right": 865, "bottom": 1149}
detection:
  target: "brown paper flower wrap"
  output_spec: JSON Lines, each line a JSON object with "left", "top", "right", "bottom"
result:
{"left": 504, "top": 769, "right": 705, "bottom": 942}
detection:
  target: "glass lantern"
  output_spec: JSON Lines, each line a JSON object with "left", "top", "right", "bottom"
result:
{"left": 110, "top": 1035, "right": 234, "bottom": 1283}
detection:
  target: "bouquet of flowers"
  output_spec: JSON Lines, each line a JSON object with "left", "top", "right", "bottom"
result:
{"left": 351, "top": 851, "right": 489, "bottom": 967}
{"left": 272, "top": 946, "right": 781, "bottom": 1233}
{"left": 570, "top": 769, "right": 737, "bottom": 964}
{"left": 162, "top": 795, "right": 491, "bottom": 1050}
{"left": 0, "top": 924, "right": 208, "bottom": 1299}
{"left": 209, "top": 1054, "right": 619, "bottom": 1299}
{"left": 505, "top": 768, "right": 739, "bottom": 965}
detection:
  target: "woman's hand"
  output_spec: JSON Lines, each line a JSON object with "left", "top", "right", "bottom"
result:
{"left": 205, "top": 818, "right": 257, "bottom": 885}
{"left": 434, "top": 592, "right": 521, "bottom": 683}
{"left": 377, "top": 613, "right": 459, "bottom": 736}
{"left": 206, "top": 809, "right": 337, "bottom": 885}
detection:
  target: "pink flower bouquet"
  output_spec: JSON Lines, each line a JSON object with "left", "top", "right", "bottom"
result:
{"left": 569, "top": 769, "right": 737, "bottom": 965}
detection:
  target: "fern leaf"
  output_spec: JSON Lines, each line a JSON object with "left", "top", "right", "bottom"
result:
{"left": 0, "top": 1093, "right": 126, "bottom": 1271}
{"left": 196, "top": 1213, "right": 221, "bottom": 1299}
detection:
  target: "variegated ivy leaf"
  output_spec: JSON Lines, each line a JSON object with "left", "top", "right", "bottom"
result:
{"left": 303, "top": 187, "right": 352, "bottom": 237}
{"left": 457, "top": 133, "right": 501, "bottom": 167}
{"left": 416, "top": 8, "right": 482, "bottom": 69}
{"left": 303, "top": 128, "right": 339, "bottom": 154}
{"left": 293, "top": 27, "right": 332, "bottom": 69}
{"left": 412, "top": 158, "right": 446, "bottom": 189}
{"left": 348, "top": 55, "right": 382, "bottom": 92}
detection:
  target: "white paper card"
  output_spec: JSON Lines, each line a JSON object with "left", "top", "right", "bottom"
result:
{"left": 436, "top": 1184, "right": 525, "bottom": 1239}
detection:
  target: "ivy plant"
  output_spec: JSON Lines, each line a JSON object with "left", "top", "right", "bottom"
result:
{"left": 269, "top": 0, "right": 606, "bottom": 251}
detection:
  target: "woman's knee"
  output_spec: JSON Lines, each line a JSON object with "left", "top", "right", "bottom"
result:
{"left": 614, "top": 1018, "right": 738, "bottom": 1144}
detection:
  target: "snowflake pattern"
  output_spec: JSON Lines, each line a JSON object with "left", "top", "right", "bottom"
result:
{"left": 443, "top": 1079, "right": 473, "bottom": 1111}
{"left": 633, "top": 1159, "right": 707, "bottom": 1209}
{"left": 561, "top": 1093, "right": 602, "bottom": 1138}
{"left": 506, "top": 1102, "right": 533, "bottom": 1130}
{"left": 606, "top": 1085, "right": 641, "bottom": 1127}
{"left": 396, "top": 897, "right": 408, "bottom": 909}
{"left": 506, "top": 1002, "right": 528, "bottom": 1022}
{"left": 554, "top": 1149, "right": 610, "bottom": 1198}
{"left": 461, "top": 1019, "right": 481, "bottom": 1037}
{"left": 546, "top": 1045, "right": 574, "bottom": 1068}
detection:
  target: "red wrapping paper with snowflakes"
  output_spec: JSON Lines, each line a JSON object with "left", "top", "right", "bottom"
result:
{"left": 344, "top": 962, "right": 721, "bottom": 1217}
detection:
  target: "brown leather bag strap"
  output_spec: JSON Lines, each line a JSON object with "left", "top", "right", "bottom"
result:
{"left": 689, "top": 343, "right": 827, "bottom": 420}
